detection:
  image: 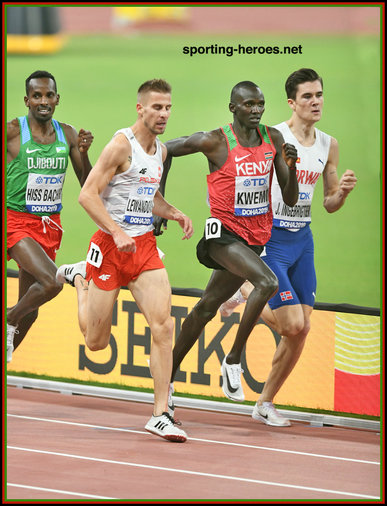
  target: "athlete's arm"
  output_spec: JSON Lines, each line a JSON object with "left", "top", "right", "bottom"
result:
{"left": 153, "top": 191, "right": 193, "bottom": 240}
{"left": 7, "top": 119, "right": 20, "bottom": 162}
{"left": 166, "top": 130, "right": 225, "bottom": 163}
{"left": 269, "top": 127, "right": 299, "bottom": 207}
{"left": 153, "top": 143, "right": 173, "bottom": 235}
{"left": 166, "top": 132, "right": 209, "bottom": 157}
{"left": 78, "top": 134, "right": 136, "bottom": 252}
{"left": 322, "top": 137, "right": 357, "bottom": 213}
{"left": 63, "top": 124, "right": 94, "bottom": 186}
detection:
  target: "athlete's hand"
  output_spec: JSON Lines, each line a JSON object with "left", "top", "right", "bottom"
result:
{"left": 112, "top": 228, "right": 136, "bottom": 253}
{"left": 174, "top": 212, "right": 193, "bottom": 240}
{"left": 153, "top": 215, "right": 169, "bottom": 236}
{"left": 339, "top": 170, "right": 357, "bottom": 196}
{"left": 78, "top": 129, "right": 94, "bottom": 153}
{"left": 282, "top": 143, "right": 298, "bottom": 169}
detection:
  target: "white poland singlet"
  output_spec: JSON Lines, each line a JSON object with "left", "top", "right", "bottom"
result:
{"left": 271, "top": 121, "right": 331, "bottom": 232}
{"left": 99, "top": 127, "right": 163, "bottom": 237}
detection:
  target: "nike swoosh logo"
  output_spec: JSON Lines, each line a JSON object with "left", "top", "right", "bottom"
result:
{"left": 225, "top": 370, "right": 238, "bottom": 393}
{"left": 235, "top": 154, "right": 251, "bottom": 162}
{"left": 26, "top": 148, "right": 41, "bottom": 153}
{"left": 318, "top": 159, "right": 324, "bottom": 165}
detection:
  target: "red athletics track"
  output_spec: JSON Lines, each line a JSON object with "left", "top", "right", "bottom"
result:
{"left": 5, "top": 386, "right": 381, "bottom": 502}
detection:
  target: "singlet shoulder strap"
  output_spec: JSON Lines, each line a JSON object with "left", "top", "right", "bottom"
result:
{"left": 258, "top": 124, "right": 272, "bottom": 145}
{"left": 52, "top": 119, "right": 67, "bottom": 144}
{"left": 18, "top": 116, "right": 31, "bottom": 145}
{"left": 221, "top": 124, "right": 238, "bottom": 151}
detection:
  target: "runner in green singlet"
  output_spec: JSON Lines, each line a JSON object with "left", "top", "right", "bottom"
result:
{"left": 6, "top": 70, "right": 94, "bottom": 362}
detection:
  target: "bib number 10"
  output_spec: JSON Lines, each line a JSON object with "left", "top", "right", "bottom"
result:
{"left": 205, "top": 217, "right": 222, "bottom": 240}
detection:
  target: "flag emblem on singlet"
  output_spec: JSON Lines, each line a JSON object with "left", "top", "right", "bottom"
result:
{"left": 264, "top": 151, "right": 273, "bottom": 160}
{"left": 296, "top": 157, "right": 301, "bottom": 164}
{"left": 280, "top": 291, "right": 293, "bottom": 301}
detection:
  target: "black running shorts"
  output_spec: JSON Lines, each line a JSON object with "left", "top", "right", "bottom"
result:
{"left": 196, "top": 221, "right": 264, "bottom": 270}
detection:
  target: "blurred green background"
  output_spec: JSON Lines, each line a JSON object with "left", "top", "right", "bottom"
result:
{"left": 6, "top": 32, "right": 381, "bottom": 308}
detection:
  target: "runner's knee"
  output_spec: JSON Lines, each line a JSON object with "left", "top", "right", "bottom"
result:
{"left": 251, "top": 273, "right": 278, "bottom": 300}
{"left": 40, "top": 272, "right": 63, "bottom": 299}
{"left": 84, "top": 325, "right": 112, "bottom": 351}
{"left": 282, "top": 319, "right": 310, "bottom": 339}
{"left": 151, "top": 316, "right": 174, "bottom": 347}
{"left": 85, "top": 333, "right": 110, "bottom": 352}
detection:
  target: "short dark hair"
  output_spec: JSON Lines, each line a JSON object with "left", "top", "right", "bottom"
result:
{"left": 230, "top": 81, "right": 260, "bottom": 103}
{"left": 285, "top": 68, "right": 323, "bottom": 100}
{"left": 25, "top": 70, "right": 57, "bottom": 95}
{"left": 137, "top": 79, "right": 172, "bottom": 99}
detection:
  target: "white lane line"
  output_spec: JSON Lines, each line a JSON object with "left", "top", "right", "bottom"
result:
{"left": 7, "top": 414, "right": 379, "bottom": 465}
{"left": 7, "top": 483, "right": 115, "bottom": 500}
{"left": 7, "top": 446, "right": 380, "bottom": 500}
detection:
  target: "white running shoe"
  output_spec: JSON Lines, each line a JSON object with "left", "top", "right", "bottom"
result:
{"left": 7, "top": 324, "right": 18, "bottom": 363}
{"left": 252, "top": 402, "right": 291, "bottom": 427}
{"left": 145, "top": 412, "right": 187, "bottom": 442}
{"left": 221, "top": 357, "right": 245, "bottom": 402}
{"left": 219, "top": 289, "right": 246, "bottom": 317}
{"left": 56, "top": 261, "right": 87, "bottom": 286}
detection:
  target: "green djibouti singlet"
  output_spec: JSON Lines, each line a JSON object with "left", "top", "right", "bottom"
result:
{"left": 7, "top": 115, "right": 70, "bottom": 216}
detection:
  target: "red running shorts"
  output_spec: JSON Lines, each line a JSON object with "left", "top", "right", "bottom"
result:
{"left": 85, "top": 229, "right": 165, "bottom": 290}
{"left": 7, "top": 208, "right": 63, "bottom": 261}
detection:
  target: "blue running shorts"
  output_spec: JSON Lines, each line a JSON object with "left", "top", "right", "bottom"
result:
{"left": 262, "top": 225, "right": 316, "bottom": 309}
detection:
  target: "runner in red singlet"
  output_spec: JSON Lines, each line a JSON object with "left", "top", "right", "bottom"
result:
{"left": 157, "top": 81, "right": 299, "bottom": 412}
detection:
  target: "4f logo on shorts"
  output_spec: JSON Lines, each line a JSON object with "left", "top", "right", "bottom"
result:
{"left": 280, "top": 291, "right": 293, "bottom": 301}
{"left": 98, "top": 274, "right": 111, "bottom": 281}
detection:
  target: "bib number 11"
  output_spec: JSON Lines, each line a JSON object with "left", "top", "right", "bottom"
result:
{"left": 86, "top": 242, "right": 103, "bottom": 268}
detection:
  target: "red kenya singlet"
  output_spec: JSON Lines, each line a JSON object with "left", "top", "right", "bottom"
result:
{"left": 207, "top": 123, "right": 276, "bottom": 245}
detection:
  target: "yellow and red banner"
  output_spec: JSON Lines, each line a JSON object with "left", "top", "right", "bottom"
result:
{"left": 7, "top": 277, "right": 380, "bottom": 416}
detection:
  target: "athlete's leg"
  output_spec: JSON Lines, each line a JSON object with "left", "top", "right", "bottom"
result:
{"left": 209, "top": 241, "right": 278, "bottom": 364}
{"left": 72, "top": 274, "right": 91, "bottom": 338}
{"left": 172, "top": 268, "right": 245, "bottom": 381}
{"left": 128, "top": 268, "right": 175, "bottom": 416}
{"left": 258, "top": 304, "right": 312, "bottom": 403}
{"left": 7, "top": 238, "right": 63, "bottom": 329}
{"left": 258, "top": 231, "right": 316, "bottom": 403}
{"left": 222, "top": 279, "right": 299, "bottom": 336}
{"left": 81, "top": 280, "right": 120, "bottom": 351}
{"left": 12, "top": 270, "right": 39, "bottom": 349}
{"left": 221, "top": 280, "right": 284, "bottom": 334}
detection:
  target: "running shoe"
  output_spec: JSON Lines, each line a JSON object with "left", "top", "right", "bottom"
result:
{"left": 252, "top": 402, "right": 291, "bottom": 427}
{"left": 7, "top": 324, "right": 18, "bottom": 363}
{"left": 219, "top": 289, "right": 246, "bottom": 317}
{"left": 56, "top": 261, "right": 87, "bottom": 286}
{"left": 221, "top": 357, "right": 245, "bottom": 402}
{"left": 145, "top": 412, "right": 187, "bottom": 442}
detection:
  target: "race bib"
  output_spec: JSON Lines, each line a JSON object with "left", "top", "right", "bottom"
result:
{"left": 234, "top": 176, "right": 270, "bottom": 217}
{"left": 25, "top": 172, "right": 65, "bottom": 213}
{"left": 205, "top": 217, "right": 222, "bottom": 239}
{"left": 124, "top": 185, "right": 156, "bottom": 226}
{"left": 87, "top": 242, "right": 103, "bottom": 268}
